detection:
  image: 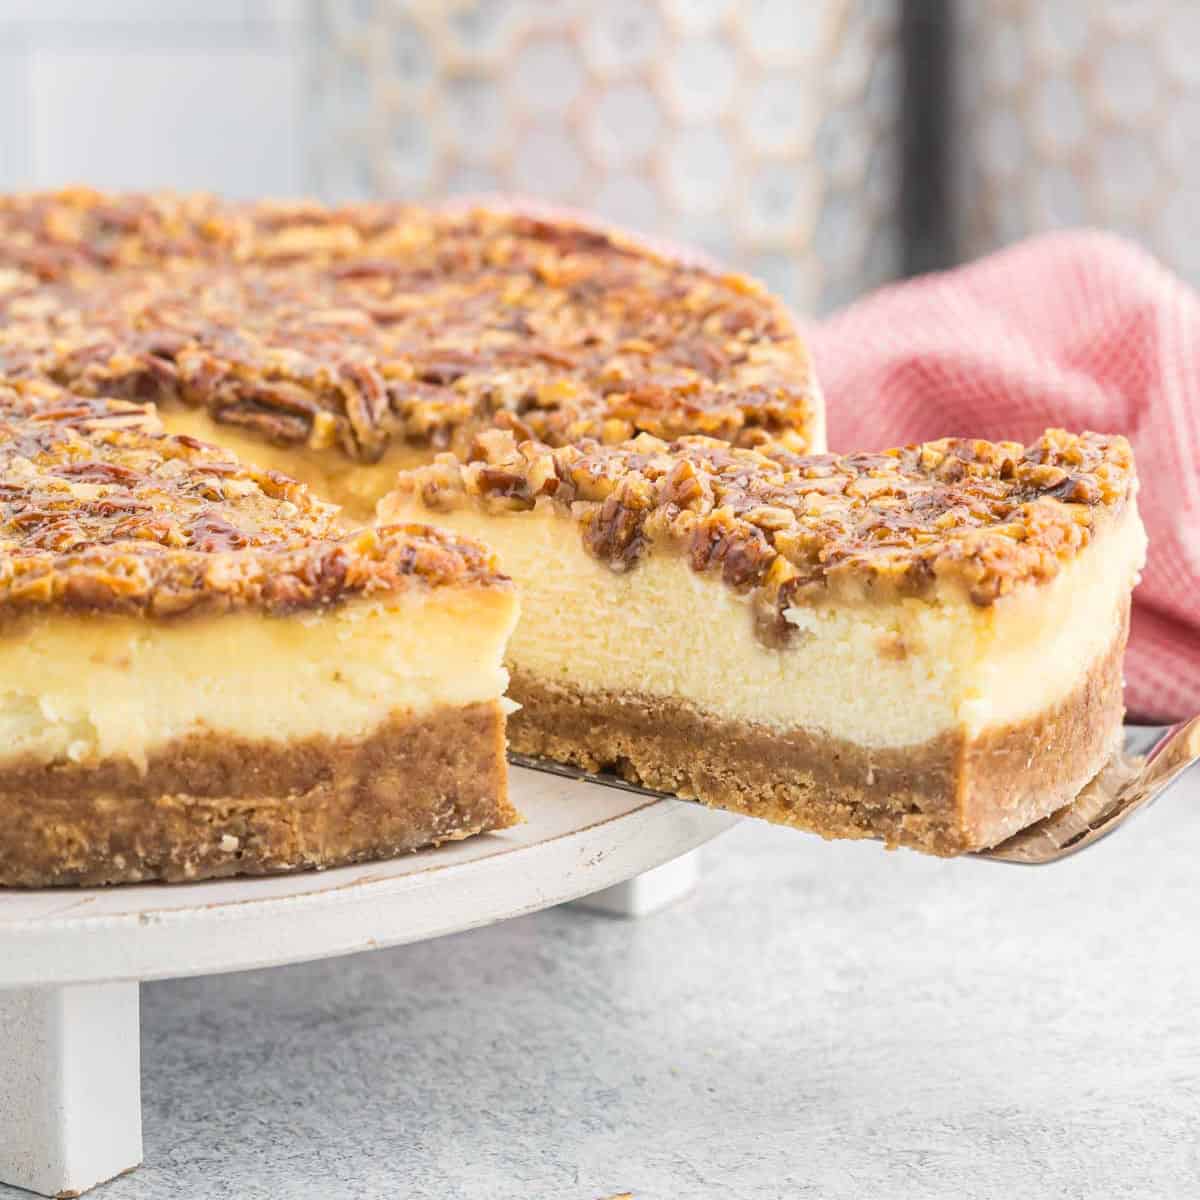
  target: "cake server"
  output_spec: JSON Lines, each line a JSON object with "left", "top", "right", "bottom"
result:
{"left": 979, "top": 717, "right": 1200, "bottom": 864}
{"left": 511, "top": 715, "right": 1200, "bottom": 867}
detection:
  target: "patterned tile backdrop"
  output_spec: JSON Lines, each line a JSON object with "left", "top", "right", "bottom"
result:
{"left": 309, "top": 0, "right": 904, "bottom": 313}
{"left": 956, "top": 0, "right": 1200, "bottom": 281}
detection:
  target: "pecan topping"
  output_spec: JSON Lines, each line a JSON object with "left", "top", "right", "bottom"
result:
{"left": 0, "top": 189, "right": 819, "bottom": 464}
{"left": 387, "top": 428, "right": 1137, "bottom": 642}
{"left": 0, "top": 387, "right": 510, "bottom": 619}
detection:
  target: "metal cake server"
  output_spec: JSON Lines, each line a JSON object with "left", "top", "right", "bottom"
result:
{"left": 980, "top": 717, "right": 1200, "bottom": 864}
{"left": 510, "top": 716, "right": 1200, "bottom": 867}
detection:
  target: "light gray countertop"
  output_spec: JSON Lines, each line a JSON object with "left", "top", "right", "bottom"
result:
{"left": 6, "top": 769, "right": 1200, "bottom": 1200}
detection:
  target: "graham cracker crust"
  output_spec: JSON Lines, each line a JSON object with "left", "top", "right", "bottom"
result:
{"left": 507, "top": 620, "right": 1129, "bottom": 856}
{"left": 0, "top": 701, "right": 515, "bottom": 887}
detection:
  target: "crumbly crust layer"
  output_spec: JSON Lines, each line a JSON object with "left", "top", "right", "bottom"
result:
{"left": 0, "top": 700, "right": 515, "bottom": 887}
{"left": 393, "top": 427, "right": 1136, "bottom": 639}
{"left": 0, "top": 388, "right": 510, "bottom": 617}
{"left": 0, "top": 189, "right": 821, "bottom": 464}
{"left": 506, "top": 617, "right": 1129, "bottom": 855}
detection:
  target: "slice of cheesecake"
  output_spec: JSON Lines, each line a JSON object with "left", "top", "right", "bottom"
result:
{"left": 382, "top": 428, "right": 1146, "bottom": 855}
{"left": 0, "top": 192, "right": 824, "bottom": 519}
{"left": 0, "top": 390, "right": 518, "bottom": 886}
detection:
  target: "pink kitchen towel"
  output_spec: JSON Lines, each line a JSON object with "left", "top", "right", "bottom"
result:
{"left": 807, "top": 231, "right": 1200, "bottom": 723}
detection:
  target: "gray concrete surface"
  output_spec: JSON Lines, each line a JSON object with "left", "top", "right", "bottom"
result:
{"left": 4, "top": 767, "right": 1199, "bottom": 1200}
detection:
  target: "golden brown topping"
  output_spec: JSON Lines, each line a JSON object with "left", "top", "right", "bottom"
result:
{"left": 392, "top": 428, "right": 1137, "bottom": 635}
{"left": 0, "top": 388, "right": 507, "bottom": 619}
{"left": 0, "top": 190, "right": 819, "bottom": 464}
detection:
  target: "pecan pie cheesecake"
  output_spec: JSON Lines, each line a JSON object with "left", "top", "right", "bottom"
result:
{"left": 0, "top": 390, "right": 518, "bottom": 886}
{"left": 381, "top": 429, "right": 1146, "bottom": 854}
{"left": 0, "top": 189, "right": 824, "bottom": 518}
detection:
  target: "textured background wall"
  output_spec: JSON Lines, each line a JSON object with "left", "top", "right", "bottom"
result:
{"left": 955, "top": 0, "right": 1200, "bottom": 280}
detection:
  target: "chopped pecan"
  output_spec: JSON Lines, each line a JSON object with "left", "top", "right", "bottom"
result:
{"left": 337, "top": 361, "right": 390, "bottom": 457}
{"left": 398, "top": 426, "right": 1136, "bottom": 643}
{"left": 211, "top": 401, "right": 308, "bottom": 446}
{"left": 583, "top": 494, "right": 648, "bottom": 569}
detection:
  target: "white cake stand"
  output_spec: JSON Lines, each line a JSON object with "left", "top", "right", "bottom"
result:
{"left": 0, "top": 766, "right": 736, "bottom": 1197}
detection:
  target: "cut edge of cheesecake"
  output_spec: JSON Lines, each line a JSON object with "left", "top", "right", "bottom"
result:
{"left": 0, "top": 390, "right": 520, "bottom": 886}
{"left": 380, "top": 428, "right": 1146, "bottom": 855}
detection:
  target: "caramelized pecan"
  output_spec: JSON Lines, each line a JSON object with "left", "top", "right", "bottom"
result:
{"left": 391, "top": 426, "right": 1136, "bottom": 642}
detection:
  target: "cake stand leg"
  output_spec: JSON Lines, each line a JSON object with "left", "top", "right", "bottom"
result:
{"left": 569, "top": 848, "right": 702, "bottom": 917}
{"left": 0, "top": 982, "right": 142, "bottom": 1198}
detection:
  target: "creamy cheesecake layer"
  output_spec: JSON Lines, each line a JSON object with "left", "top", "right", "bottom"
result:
{"left": 387, "top": 499, "right": 1145, "bottom": 749}
{"left": 0, "top": 587, "right": 517, "bottom": 770}
{"left": 158, "top": 405, "right": 435, "bottom": 520}
{"left": 507, "top": 615, "right": 1127, "bottom": 854}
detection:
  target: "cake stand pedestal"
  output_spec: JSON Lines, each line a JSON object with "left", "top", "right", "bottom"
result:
{"left": 0, "top": 766, "right": 734, "bottom": 1196}
{"left": 0, "top": 984, "right": 141, "bottom": 1197}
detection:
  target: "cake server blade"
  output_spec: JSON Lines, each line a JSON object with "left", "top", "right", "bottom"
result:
{"left": 980, "top": 716, "right": 1200, "bottom": 865}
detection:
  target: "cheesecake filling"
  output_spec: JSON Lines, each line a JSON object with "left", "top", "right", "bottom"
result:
{"left": 389, "top": 499, "right": 1145, "bottom": 750}
{"left": 0, "top": 587, "right": 517, "bottom": 770}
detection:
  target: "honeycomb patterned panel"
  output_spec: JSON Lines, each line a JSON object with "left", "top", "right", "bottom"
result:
{"left": 957, "top": 1, "right": 1200, "bottom": 282}
{"left": 310, "top": 0, "right": 903, "bottom": 313}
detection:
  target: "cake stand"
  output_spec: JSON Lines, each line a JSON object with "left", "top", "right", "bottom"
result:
{"left": 0, "top": 766, "right": 737, "bottom": 1198}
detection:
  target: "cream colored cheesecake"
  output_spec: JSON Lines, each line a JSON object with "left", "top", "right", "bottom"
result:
{"left": 382, "top": 428, "right": 1145, "bottom": 855}
{"left": 0, "top": 390, "right": 519, "bottom": 886}
{"left": 0, "top": 188, "right": 1146, "bottom": 861}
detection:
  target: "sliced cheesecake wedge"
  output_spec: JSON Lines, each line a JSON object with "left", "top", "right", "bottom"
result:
{"left": 0, "top": 391, "right": 519, "bottom": 886}
{"left": 382, "top": 428, "right": 1146, "bottom": 855}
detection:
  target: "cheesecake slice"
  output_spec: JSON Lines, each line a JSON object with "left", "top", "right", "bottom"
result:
{"left": 0, "top": 390, "right": 519, "bottom": 886}
{"left": 382, "top": 429, "right": 1146, "bottom": 855}
{"left": 0, "top": 191, "right": 824, "bottom": 519}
